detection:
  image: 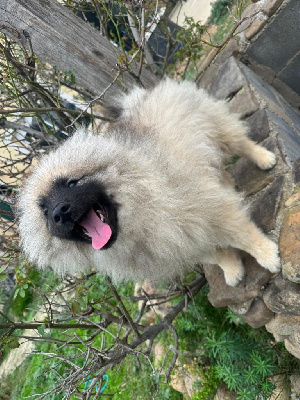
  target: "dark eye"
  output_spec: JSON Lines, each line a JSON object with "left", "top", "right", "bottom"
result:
{"left": 67, "top": 180, "right": 78, "bottom": 188}
{"left": 40, "top": 204, "right": 48, "bottom": 217}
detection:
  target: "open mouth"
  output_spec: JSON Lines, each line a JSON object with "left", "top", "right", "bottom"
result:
{"left": 77, "top": 207, "right": 112, "bottom": 250}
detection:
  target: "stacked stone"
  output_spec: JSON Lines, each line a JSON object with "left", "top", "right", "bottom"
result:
{"left": 198, "top": 56, "right": 300, "bottom": 359}
{"left": 237, "top": 0, "right": 286, "bottom": 42}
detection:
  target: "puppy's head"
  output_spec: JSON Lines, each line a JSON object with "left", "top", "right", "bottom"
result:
{"left": 17, "top": 129, "right": 126, "bottom": 275}
{"left": 17, "top": 127, "right": 200, "bottom": 282}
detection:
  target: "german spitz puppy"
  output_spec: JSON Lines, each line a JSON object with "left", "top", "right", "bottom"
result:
{"left": 18, "top": 79, "right": 281, "bottom": 286}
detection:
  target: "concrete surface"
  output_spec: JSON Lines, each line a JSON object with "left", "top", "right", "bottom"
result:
{"left": 169, "top": 0, "right": 212, "bottom": 26}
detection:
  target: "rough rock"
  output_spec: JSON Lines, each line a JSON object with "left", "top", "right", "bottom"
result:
{"left": 266, "top": 313, "right": 300, "bottom": 341}
{"left": 228, "top": 85, "right": 259, "bottom": 118}
{"left": 246, "top": 109, "right": 270, "bottom": 142}
{"left": 197, "top": 17, "right": 300, "bottom": 362}
{"left": 267, "top": 110, "right": 300, "bottom": 165}
{"left": 293, "top": 160, "right": 300, "bottom": 184}
{"left": 241, "top": 298, "right": 274, "bottom": 328}
{"left": 264, "top": 276, "right": 300, "bottom": 316}
{"left": 280, "top": 200, "right": 300, "bottom": 283}
{"left": 269, "top": 375, "right": 291, "bottom": 400}
{"left": 263, "top": 0, "right": 285, "bottom": 17}
{"left": 170, "top": 364, "right": 201, "bottom": 397}
{"left": 251, "top": 176, "right": 285, "bottom": 233}
{"left": 197, "top": 63, "right": 219, "bottom": 92}
{"left": 290, "top": 375, "right": 300, "bottom": 397}
{"left": 210, "top": 57, "right": 246, "bottom": 100}
{"left": 285, "top": 193, "right": 300, "bottom": 207}
{"left": 237, "top": 3, "right": 261, "bottom": 35}
{"left": 214, "top": 384, "right": 236, "bottom": 400}
{"left": 241, "top": 2, "right": 262, "bottom": 19}
{"left": 285, "top": 337, "right": 300, "bottom": 361}
{"left": 227, "top": 152, "right": 276, "bottom": 197}
{"left": 213, "top": 39, "right": 240, "bottom": 65}
{"left": 239, "top": 64, "right": 300, "bottom": 139}
{"left": 204, "top": 252, "right": 274, "bottom": 308}
{"left": 229, "top": 299, "right": 253, "bottom": 315}
{"left": 245, "top": 18, "right": 267, "bottom": 40}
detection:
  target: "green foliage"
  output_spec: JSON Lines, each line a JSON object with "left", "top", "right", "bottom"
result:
{"left": 171, "top": 16, "right": 206, "bottom": 79}
{"left": 0, "top": 265, "right": 8, "bottom": 283}
{"left": 1, "top": 268, "right": 182, "bottom": 399}
{"left": 9, "top": 264, "right": 42, "bottom": 319}
{"left": 175, "top": 17, "right": 206, "bottom": 63}
{"left": 173, "top": 282, "right": 299, "bottom": 399}
{"left": 209, "top": 0, "right": 235, "bottom": 24}
{"left": 53, "top": 66, "right": 76, "bottom": 85}
{"left": 191, "top": 367, "right": 219, "bottom": 400}
{"left": 208, "top": 329, "right": 276, "bottom": 398}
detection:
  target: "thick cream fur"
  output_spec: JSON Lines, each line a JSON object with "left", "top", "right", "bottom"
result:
{"left": 18, "top": 79, "right": 280, "bottom": 285}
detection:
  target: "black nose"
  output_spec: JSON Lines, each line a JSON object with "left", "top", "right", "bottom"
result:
{"left": 52, "top": 203, "right": 71, "bottom": 224}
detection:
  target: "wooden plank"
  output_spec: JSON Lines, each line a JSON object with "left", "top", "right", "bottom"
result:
{"left": 0, "top": 0, "right": 157, "bottom": 100}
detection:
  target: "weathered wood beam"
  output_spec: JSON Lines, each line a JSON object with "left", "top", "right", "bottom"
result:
{"left": 0, "top": 0, "right": 157, "bottom": 100}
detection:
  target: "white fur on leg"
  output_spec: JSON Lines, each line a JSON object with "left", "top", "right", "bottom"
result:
{"left": 208, "top": 247, "right": 245, "bottom": 287}
{"left": 249, "top": 145, "right": 276, "bottom": 170}
{"left": 220, "top": 258, "right": 245, "bottom": 287}
{"left": 231, "top": 220, "right": 281, "bottom": 275}
{"left": 255, "top": 148, "right": 276, "bottom": 170}
{"left": 253, "top": 238, "right": 281, "bottom": 273}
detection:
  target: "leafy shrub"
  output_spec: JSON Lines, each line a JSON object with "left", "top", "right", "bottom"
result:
{"left": 174, "top": 283, "right": 299, "bottom": 399}
{"left": 191, "top": 368, "right": 219, "bottom": 400}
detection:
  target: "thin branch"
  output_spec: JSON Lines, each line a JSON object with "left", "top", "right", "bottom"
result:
{"left": 126, "top": 4, "right": 158, "bottom": 75}
{"left": 64, "top": 72, "right": 121, "bottom": 130}
{"left": 195, "top": 12, "right": 260, "bottom": 81}
{"left": 105, "top": 276, "right": 141, "bottom": 338}
{"left": 0, "top": 118, "right": 57, "bottom": 142}
{"left": 0, "top": 106, "right": 93, "bottom": 117}
{"left": 0, "top": 321, "right": 101, "bottom": 330}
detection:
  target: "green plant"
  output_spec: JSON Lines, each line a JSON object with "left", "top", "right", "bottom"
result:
{"left": 172, "top": 16, "right": 206, "bottom": 79}
{"left": 191, "top": 367, "right": 219, "bottom": 400}
{"left": 172, "top": 283, "right": 299, "bottom": 399}
{"left": 209, "top": 0, "right": 235, "bottom": 24}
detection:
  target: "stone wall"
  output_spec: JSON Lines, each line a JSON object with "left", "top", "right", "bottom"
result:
{"left": 242, "top": 0, "right": 300, "bottom": 109}
{"left": 198, "top": 56, "right": 300, "bottom": 359}
{"left": 200, "top": 0, "right": 300, "bottom": 108}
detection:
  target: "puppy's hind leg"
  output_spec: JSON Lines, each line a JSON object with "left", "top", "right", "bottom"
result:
{"left": 206, "top": 247, "right": 245, "bottom": 287}
{"left": 230, "top": 219, "right": 281, "bottom": 274}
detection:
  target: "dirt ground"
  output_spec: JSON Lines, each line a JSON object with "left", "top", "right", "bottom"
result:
{"left": 169, "top": 0, "right": 212, "bottom": 26}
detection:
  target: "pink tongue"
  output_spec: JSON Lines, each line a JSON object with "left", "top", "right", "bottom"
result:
{"left": 79, "top": 209, "right": 112, "bottom": 250}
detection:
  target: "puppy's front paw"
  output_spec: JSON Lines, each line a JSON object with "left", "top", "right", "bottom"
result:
{"left": 256, "top": 148, "right": 276, "bottom": 170}
{"left": 256, "top": 239, "right": 281, "bottom": 273}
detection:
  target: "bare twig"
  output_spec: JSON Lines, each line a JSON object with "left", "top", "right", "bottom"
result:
{"left": 106, "top": 276, "right": 141, "bottom": 339}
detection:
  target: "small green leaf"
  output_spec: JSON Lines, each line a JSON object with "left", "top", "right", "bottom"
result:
{"left": 7, "top": 338, "right": 20, "bottom": 349}
{"left": 71, "top": 300, "right": 81, "bottom": 315}
{"left": 0, "top": 265, "right": 7, "bottom": 274}
{"left": 37, "top": 324, "right": 46, "bottom": 336}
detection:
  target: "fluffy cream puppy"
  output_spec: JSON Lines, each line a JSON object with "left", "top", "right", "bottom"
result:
{"left": 18, "top": 79, "right": 280, "bottom": 286}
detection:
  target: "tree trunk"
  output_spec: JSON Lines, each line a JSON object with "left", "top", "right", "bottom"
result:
{"left": 0, "top": 0, "right": 157, "bottom": 101}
